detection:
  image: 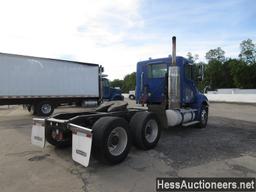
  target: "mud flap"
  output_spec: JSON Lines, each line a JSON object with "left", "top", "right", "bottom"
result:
{"left": 69, "top": 123, "right": 93, "bottom": 167}
{"left": 31, "top": 118, "right": 46, "bottom": 148}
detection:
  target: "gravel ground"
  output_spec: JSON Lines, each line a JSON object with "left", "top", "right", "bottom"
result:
{"left": 0, "top": 101, "right": 256, "bottom": 192}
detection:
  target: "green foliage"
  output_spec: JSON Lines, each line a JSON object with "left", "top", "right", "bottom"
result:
{"left": 229, "top": 60, "right": 256, "bottom": 88}
{"left": 122, "top": 72, "right": 136, "bottom": 93}
{"left": 221, "top": 59, "right": 235, "bottom": 88}
{"left": 203, "top": 58, "right": 256, "bottom": 90}
{"left": 187, "top": 52, "right": 199, "bottom": 63}
{"left": 202, "top": 39, "right": 256, "bottom": 90}
{"left": 239, "top": 39, "right": 256, "bottom": 64}
{"left": 204, "top": 60, "right": 225, "bottom": 89}
{"left": 194, "top": 62, "right": 207, "bottom": 91}
{"left": 205, "top": 47, "right": 225, "bottom": 62}
{"left": 110, "top": 72, "right": 136, "bottom": 93}
{"left": 110, "top": 79, "right": 123, "bottom": 89}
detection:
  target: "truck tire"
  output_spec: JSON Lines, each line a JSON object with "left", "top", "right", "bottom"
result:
{"left": 45, "top": 126, "right": 72, "bottom": 148}
{"left": 129, "top": 112, "right": 161, "bottom": 150}
{"left": 197, "top": 105, "right": 208, "bottom": 128}
{"left": 92, "top": 116, "right": 131, "bottom": 165}
{"left": 35, "top": 102, "right": 54, "bottom": 116}
{"left": 129, "top": 95, "right": 135, "bottom": 100}
{"left": 27, "top": 105, "right": 36, "bottom": 115}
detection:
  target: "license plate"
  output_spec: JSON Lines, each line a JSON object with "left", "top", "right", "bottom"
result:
{"left": 70, "top": 123, "right": 92, "bottom": 167}
{"left": 31, "top": 118, "right": 46, "bottom": 148}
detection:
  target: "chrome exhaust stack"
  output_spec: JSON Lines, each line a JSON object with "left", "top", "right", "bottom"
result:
{"left": 168, "top": 36, "right": 180, "bottom": 109}
{"left": 166, "top": 36, "right": 182, "bottom": 127}
{"left": 172, "top": 36, "right": 176, "bottom": 66}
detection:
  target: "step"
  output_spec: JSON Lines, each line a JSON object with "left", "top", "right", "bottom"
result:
{"left": 182, "top": 121, "right": 200, "bottom": 127}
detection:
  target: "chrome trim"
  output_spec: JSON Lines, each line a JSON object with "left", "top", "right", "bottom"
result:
{"left": 33, "top": 118, "right": 45, "bottom": 122}
{"left": 168, "top": 36, "right": 180, "bottom": 109}
{"left": 47, "top": 118, "right": 68, "bottom": 123}
{"left": 33, "top": 118, "right": 45, "bottom": 126}
{"left": 140, "top": 72, "right": 144, "bottom": 94}
{"left": 68, "top": 123, "right": 92, "bottom": 135}
{"left": 172, "top": 36, "right": 176, "bottom": 66}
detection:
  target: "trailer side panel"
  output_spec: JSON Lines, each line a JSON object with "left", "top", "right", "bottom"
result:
{"left": 0, "top": 53, "right": 99, "bottom": 98}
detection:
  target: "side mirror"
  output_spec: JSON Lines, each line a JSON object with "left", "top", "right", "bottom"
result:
{"left": 197, "top": 64, "right": 204, "bottom": 81}
{"left": 197, "top": 75, "right": 203, "bottom": 81}
{"left": 99, "top": 65, "right": 104, "bottom": 73}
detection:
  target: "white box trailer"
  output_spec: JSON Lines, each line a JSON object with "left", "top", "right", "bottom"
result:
{"left": 0, "top": 52, "right": 102, "bottom": 116}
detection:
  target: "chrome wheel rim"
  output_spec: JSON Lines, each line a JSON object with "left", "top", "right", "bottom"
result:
{"left": 201, "top": 109, "right": 207, "bottom": 125}
{"left": 145, "top": 119, "right": 158, "bottom": 143}
{"left": 41, "top": 104, "right": 52, "bottom": 114}
{"left": 107, "top": 127, "right": 128, "bottom": 156}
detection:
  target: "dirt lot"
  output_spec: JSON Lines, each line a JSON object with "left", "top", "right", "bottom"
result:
{"left": 0, "top": 102, "right": 256, "bottom": 192}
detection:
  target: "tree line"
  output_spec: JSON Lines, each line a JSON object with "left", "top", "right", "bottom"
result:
{"left": 111, "top": 38, "right": 256, "bottom": 93}
{"left": 196, "top": 38, "right": 256, "bottom": 91}
{"left": 111, "top": 72, "right": 136, "bottom": 93}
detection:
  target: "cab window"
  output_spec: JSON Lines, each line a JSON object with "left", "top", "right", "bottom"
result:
{"left": 148, "top": 63, "right": 167, "bottom": 78}
{"left": 103, "top": 78, "right": 109, "bottom": 87}
{"left": 185, "top": 64, "right": 193, "bottom": 80}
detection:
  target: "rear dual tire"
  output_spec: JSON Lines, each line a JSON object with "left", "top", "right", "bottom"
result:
{"left": 91, "top": 113, "right": 161, "bottom": 165}
{"left": 92, "top": 117, "right": 132, "bottom": 165}
{"left": 129, "top": 112, "right": 161, "bottom": 150}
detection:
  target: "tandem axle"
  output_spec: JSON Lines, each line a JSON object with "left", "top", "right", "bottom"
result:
{"left": 31, "top": 100, "right": 207, "bottom": 167}
{"left": 32, "top": 101, "right": 163, "bottom": 167}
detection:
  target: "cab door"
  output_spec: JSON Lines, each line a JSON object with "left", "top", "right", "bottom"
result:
{"left": 146, "top": 63, "right": 167, "bottom": 103}
{"left": 182, "top": 63, "right": 197, "bottom": 105}
{"left": 102, "top": 78, "right": 110, "bottom": 99}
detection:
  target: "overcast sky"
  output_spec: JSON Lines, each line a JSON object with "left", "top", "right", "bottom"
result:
{"left": 0, "top": 0, "right": 255, "bottom": 80}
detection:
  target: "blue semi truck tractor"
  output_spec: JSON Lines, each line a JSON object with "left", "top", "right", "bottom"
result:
{"left": 136, "top": 37, "right": 209, "bottom": 129}
{"left": 31, "top": 37, "right": 209, "bottom": 167}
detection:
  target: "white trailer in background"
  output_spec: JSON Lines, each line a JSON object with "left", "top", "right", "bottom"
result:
{"left": 0, "top": 52, "right": 102, "bottom": 116}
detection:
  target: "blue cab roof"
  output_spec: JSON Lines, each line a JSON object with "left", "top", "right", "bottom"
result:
{"left": 137, "top": 56, "right": 189, "bottom": 66}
